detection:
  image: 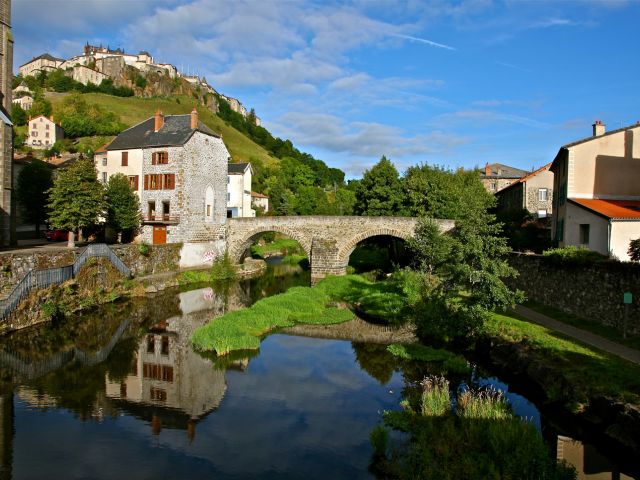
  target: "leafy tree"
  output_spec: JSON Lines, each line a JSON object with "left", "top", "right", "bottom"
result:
{"left": 16, "top": 159, "right": 53, "bottom": 234}
{"left": 354, "top": 156, "right": 404, "bottom": 216}
{"left": 409, "top": 212, "right": 522, "bottom": 343}
{"left": 48, "top": 157, "right": 105, "bottom": 248}
{"left": 629, "top": 238, "right": 640, "bottom": 262}
{"left": 404, "top": 164, "right": 494, "bottom": 220}
{"left": 27, "top": 93, "right": 52, "bottom": 118}
{"left": 105, "top": 173, "right": 140, "bottom": 241}
{"left": 55, "top": 92, "right": 125, "bottom": 137}
{"left": 44, "top": 68, "right": 76, "bottom": 92}
{"left": 11, "top": 102, "right": 27, "bottom": 126}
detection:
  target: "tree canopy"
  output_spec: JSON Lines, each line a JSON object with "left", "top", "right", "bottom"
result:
{"left": 105, "top": 173, "right": 140, "bottom": 236}
{"left": 48, "top": 157, "right": 105, "bottom": 247}
{"left": 354, "top": 156, "right": 405, "bottom": 216}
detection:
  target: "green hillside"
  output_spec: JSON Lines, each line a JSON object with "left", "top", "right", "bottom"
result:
{"left": 47, "top": 93, "right": 278, "bottom": 166}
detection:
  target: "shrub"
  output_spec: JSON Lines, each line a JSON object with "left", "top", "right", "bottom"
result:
{"left": 542, "top": 245, "right": 608, "bottom": 265}
{"left": 629, "top": 238, "right": 640, "bottom": 262}
{"left": 420, "top": 376, "right": 451, "bottom": 416}
{"left": 138, "top": 242, "right": 151, "bottom": 257}
{"left": 211, "top": 251, "right": 237, "bottom": 280}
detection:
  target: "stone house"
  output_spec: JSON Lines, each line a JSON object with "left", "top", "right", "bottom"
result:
{"left": 495, "top": 163, "right": 554, "bottom": 219}
{"left": 550, "top": 120, "right": 640, "bottom": 261}
{"left": 227, "top": 162, "right": 254, "bottom": 218}
{"left": 251, "top": 191, "right": 269, "bottom": 213}
{"left": 479, "top": 163, "right": 529, "bottom": 193}
{"left": 18, "top": 53, "right": 64, "bottom": 77}
{"left": 97, "top": 109, "right": 229, "bottom": 246}
{"left": 67, "top": 64, "right": 107, "bottom": 86}
{"left": 27, "top": 115, "right": 64, "bottom": 149}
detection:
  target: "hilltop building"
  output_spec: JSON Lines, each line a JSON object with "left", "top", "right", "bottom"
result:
{"left": 479, "top": 163, "right": 529, "bottom": 193}
{"left": 27, "top": 115, "right": 64, "bottom": 149}
{"left": 96, "top": 109, "right": 229, "bottom": 246}
{"left": 227, "top": 162, "right": 254, "bottom": 218}
{"left": 495, "top": 163, "right": 554, "bottom": 219}
{"left": 18, "top": 53, "right": 63, "bottom": 77}
{"left": 550, "top": 120, "right": 640, "bottom": 261}
{"left": 0, "top": 0, "right": 12, "bottom": 246}
{"left": 251, "top": 192, "right": 269, "bottom": 213}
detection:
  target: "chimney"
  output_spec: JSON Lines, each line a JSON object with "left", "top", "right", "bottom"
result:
{"left": 190, "top": 107, "right": 198, "bottom": 129}
{"left": 592, "top": 120, "right": 606, "bottom": 137}
{"left": 154, "top": 110, "right": 164, "bottom": 132}
{"left": 484, "top": 163, "right": 491, "bottom": 176}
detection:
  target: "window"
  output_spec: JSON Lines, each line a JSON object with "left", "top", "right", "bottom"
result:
{"left": 45, "top": 124, "right": 49, "bottom": 130}
{"left": 161, "top": 336, "right": 169, "bottom": 356}
{"left": 128, "top": 175, "right": 139, "bottom": 190}
{"left": 152, "top": 151, "right": 168, "bottom": 165}
{"left": 144, "top": 174, "right": 174, "bottom": 190}
{"left": 538, "top": 188, "right": 548, "bottom": 202}
{"left": 206, "top": 205, "right": 211, "bottom": 217}
{"left": 227, "top": 192, "right": 231, "bottom": 201}
{"left": 537, "top": 209, "right": 547, "bottom": 218}
{"left": 162, "top": 201, "right": 170, "bottom": 220}
{"left": 45, "top": 132, "right": 49, "bottom": 138}
{"left": 31, "top": 131, "right": 37, "bottom": 137}
{"left": 150, "top": 387, "right": 167, "bottom": 401}
{"left": 579, "top": 224, "right": 590, "bottom": 246}
{"left": 227, "top": 176, "right": 230, "bottom": 184}
{"left": 121, "top": 151, "right": 128, "bottom": 166}
{"left": 146, "top": 335, "right": 155, "bottom": 354}
{"left": 101, "top": 172, "right": 107, "bottom": 183}
{"left": 163, "top": 174, "right": 175, "bottom": 189}
{"left": 142, "top": 364, "right": 174, "bottom": 382}
{"left": 102, "top": 157, "right": 107, "bottom": 166}
{"left": 148, "top": 201, "right": 156, "bottom": 220}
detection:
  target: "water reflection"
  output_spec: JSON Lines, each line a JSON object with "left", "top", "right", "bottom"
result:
{"left": 556, "top": 435, "right": 634, "bottom": 480}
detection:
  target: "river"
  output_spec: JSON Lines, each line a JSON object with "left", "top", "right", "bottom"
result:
{"left": 0, "top": 260, "right": 635, "bottom": 479}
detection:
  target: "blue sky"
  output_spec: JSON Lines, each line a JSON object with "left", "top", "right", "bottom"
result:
{"left": 12, "top": 0, "right": 640, "bottom": 178}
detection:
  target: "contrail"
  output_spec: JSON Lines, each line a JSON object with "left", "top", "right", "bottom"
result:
{"left": 392, "top": 33, "right": 456, "bottom": 51}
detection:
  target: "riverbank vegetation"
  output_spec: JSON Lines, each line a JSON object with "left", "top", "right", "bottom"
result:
{"left": 371, "top": 375, "right": 576, "bottom": 479}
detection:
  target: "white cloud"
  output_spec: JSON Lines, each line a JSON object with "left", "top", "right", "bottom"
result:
{"left": 435, "top": 109, "right": 551, "bottom": 129}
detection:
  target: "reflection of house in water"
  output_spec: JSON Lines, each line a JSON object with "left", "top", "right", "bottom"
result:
{"left": 556, "top": 436, "right": 634, "bottom": 480}
{"left": 105, "top": 286, "right": 250, "bottom": 438}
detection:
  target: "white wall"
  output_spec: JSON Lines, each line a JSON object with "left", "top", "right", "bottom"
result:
{"left": 610, "top": 221, "right": 640, "bottom": 261}
{"left": 563, "top": 202, "right": 610, "bottom": 255}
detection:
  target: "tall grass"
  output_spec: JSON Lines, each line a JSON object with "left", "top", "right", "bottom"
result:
{"left": 420, "top": 376, "right": 451, "bottom": 417}
{"left": 457, "top": 388, "right": 511, "bottom": 421}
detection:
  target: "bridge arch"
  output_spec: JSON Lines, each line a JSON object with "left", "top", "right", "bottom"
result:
{"left": 336, "top": 228, "right": 413, "bottom": 269}
{"left": 229, "top": 226, "right": 312, "bottom": 264}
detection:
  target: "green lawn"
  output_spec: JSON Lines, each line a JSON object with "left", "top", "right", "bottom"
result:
{"left": 48, "top": 93, "right": 278, "bottom": 166}
{"left": 487, "top": 311, "right": 640, "bottom": 406}
{"left": 523, "top": 300, "right": 640, "bottom": 351}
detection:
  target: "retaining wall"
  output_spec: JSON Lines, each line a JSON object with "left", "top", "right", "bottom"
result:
{"left": 507, "top": 253, "right": 640, "bottom": 335}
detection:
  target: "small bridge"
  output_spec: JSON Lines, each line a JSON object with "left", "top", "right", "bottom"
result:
{"left": 227, "top": 216, "right": 455, "bottom": 282}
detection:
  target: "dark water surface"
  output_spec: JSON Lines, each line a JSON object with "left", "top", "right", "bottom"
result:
{"left": 0, "top": 262, "right": 636, "bottom": 479}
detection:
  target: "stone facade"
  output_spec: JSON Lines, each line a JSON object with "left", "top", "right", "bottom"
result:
{"left": 0, "top": 0, "right": 11, "bottom": 248}
{"left": 496, "top": 164, "right": 553, "bottom": 219}
{"left": 226, "top": 216, "right": 455, "bottom": 282}
{"left": 506, "top": 253, "right": 640, "bottom": 335}
{"left": 69, "top": 65, "right": 107, "bottom": 86}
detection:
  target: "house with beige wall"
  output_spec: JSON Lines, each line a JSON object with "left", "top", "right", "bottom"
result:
{"left": 550, "top": 120, "right": 640, "bottom": 261}
{"left": 227, "top": 162, "right": 254, "bottom": 218}
{"left": 27, "top": 115, "right": 63, "bottom": 149}
{"left": 12, "top": 95, "right": 32, "bottom": 111}
{"left": 68, "top": 64, "right": 107, "bottom": 86}
{"left": 496, "top": 163, "right": 554, "bottom": 219}
{"left": 251, "top": 191, "right": 269, "bottom": 213}
{"left": 18, "top": 53, "right": 64, "bottom": 77}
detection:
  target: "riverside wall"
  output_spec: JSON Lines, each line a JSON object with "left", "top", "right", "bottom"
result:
{"left": 507, "top": 253, "right": 640, "bottom": 335}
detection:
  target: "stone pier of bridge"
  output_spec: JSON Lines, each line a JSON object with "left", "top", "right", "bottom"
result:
{"left": 226, "top": 216, "right": 455, "bottom": 283}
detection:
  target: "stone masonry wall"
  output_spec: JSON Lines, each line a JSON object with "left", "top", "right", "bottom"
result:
{"left": 0, "top": 244, "right": 181, "bottom": 293}
{"left": 506, "top": 253, "right": 640, "bottom": 335}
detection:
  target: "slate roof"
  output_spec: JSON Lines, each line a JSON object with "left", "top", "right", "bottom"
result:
{"left": 569, "top": 199, "right": 640, "bottom": 220}
{"left": 480, "top": 163, "right": 529, "bottom": 179}
{"left": 495, "top": 162, "right": 552, "bottom": 194}
{"left": 106, "top": 114, "right": 218, "bottom": 151}
{"left": 228, "top": 162, "right": 251, "bottom": 174}
{"left": 19, "top": 53, "right": 64, "bottom": 67}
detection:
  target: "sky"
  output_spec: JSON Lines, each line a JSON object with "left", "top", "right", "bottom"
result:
{"left": 12, "top": 0, "right": 640, "bottom": 178}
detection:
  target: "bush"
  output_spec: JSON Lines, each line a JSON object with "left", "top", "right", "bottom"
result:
{"left": 629, "top": 238, "right": 640, "bottom": 262}
{"left": 542, "top": 246, "right": 609, "bottom": 265}
{"left": 211, "top": 251, "right": 237, "bottom": 280}
{"left": 138, "top": 242, "right": 150, "bottom": 257}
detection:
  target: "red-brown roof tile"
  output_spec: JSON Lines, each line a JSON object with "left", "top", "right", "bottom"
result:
{"left": 570, "top": 198, "right": 640, "bottom": 220}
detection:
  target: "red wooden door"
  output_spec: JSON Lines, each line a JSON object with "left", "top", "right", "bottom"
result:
{"left": 152, "top": 226, "right": 167, "bottom": 245}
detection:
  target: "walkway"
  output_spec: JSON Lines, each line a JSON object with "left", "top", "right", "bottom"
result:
{"left": 513, "top": 305, "right": 640, "bottom": 366}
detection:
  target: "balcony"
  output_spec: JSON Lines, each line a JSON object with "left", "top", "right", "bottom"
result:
{"left": 142, "top": 214, "right": 180, "bottom": 225}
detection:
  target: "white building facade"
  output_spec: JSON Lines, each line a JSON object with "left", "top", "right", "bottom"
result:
{"left": 227, "top": 162, "right": 255, "bottom": 218}
{"left": 27, "top": 115, "right": 63, "bottom": 149}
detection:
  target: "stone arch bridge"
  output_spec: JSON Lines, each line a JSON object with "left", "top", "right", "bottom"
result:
{"left": 227, "top": 216, "right": 455, "bottom": 282}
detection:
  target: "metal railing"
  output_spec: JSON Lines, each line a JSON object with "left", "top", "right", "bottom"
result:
{"left": 141, "top": 214, "right": 179, "bottom": 224}
{"left": 0, "top": 243, "right": 131, "bottom": 321}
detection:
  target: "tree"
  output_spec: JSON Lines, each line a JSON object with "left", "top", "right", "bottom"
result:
{"left": 354, "top": 156, "right": 404, "bottom": 216}
{"left": 48, "top": 157, "right": 105, "bottom": 248}
{"left": 11, "top": 102, "right": 27, "bottom": 126}
{"left": 105, "top": 173, "right": 140, "bottom": 241}
{"left": 27, "top": 93, "right": 52, "bottom": 118}
{"left": 16, "top": 160, "right": 53, "bottom": 234}
{"left": 408, "top": 212, "right": 522, "bottom": 343}
{"left": 629, "top": 238, "right": 640, "bottom": 262}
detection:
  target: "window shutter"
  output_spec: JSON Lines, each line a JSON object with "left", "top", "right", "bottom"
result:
{"left": 144, "top": 175, "right": 149, "bottom": 190}
{"left": 152, "top": 152, "right": 156, "bottom": 165}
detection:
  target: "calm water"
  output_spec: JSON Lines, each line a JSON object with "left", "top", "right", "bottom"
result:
{"left": 0, "top": 262, "right": 635, "bottom": 479}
